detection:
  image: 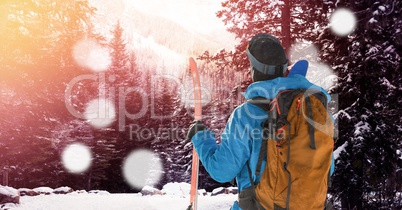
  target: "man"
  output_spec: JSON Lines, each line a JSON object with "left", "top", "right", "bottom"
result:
{"left": 187, "top": 33, "right": 334, "bottom": 210}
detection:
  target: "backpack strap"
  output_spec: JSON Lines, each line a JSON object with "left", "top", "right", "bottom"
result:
{"left": 230, "top": 98, "right": 271, "bottom": 186}
{"left": 247, "top": 97, "right": 271, "bottom": 176}
{"left": 247, "top": 97, "right": 271, "bottom": 112}
{"left": 242, "top": 162, "right": 267, "bottom": 210}
{"left": 304, "top": 90, "right": 328, "bottom": 150}
{"left": 304, "top": 95, "right": 316, "bottom": 149}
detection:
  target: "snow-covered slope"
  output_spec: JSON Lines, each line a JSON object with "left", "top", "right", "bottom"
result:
{"left": 5, "top": 193, "right": 236, "bottom": 210}
{"left": 3, "top": 183, "right": 238, "bottom": 210}
{"left": 89, "top": 0, "right": 236, "bottom": 76}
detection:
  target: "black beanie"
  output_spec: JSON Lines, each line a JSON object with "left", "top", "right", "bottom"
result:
{"left": 247, "top": 34, "right": 288, "bottom": 82}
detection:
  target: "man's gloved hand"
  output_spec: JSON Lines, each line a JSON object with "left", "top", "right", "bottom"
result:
{"left": 187, "top": 121, "right": 207, "bottom": 140}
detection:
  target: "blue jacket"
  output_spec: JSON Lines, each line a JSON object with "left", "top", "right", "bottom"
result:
{"left": 191, "top": 74, "right": 335, "bottom": 210}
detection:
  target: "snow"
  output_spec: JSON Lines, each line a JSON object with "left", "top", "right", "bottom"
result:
{"left": 368, "top": 18, "right": 378, "bottom": 24}
{"left": 0, "top": 185, "right": 19, "bottom": 198}
{"left": 334, "top": 141, "right": 348, "bottom": 160}
{"left": 346, "top": 73, "right": 352, "bottom": 82}
{"left": 121, "top": 0, "right": 229, "bottom": 37}
{"left": 33, "top": 187, "right": 54, "bottom": 194}
{"left": 89, "top": 0, "right": 236, "bottom": 77}
{"left": 397, "top": 150, "right": 402, "bottom": 160}
{"left": 384, "top": 45, "right": 395, "bottom": 53}
{"left": 380, "top": 77, "right": 396, "bottom": 89}
{"left": 354, "top": 121, "right": 371, "bottom": 136}
{"left": 367, "top": 46, "right": 379, "bottom": 54}
{"left": 54, "top": 187, "right": 73, "bottom": 194}
{"left": 212, "top": 187, "right": 225, "bottom": 194}
{"left": 268, "top": 0, "right": 285, "bottom": 8}
{"left": 88, "top": 190, "right": 110, "bottom": 195}
{"left": 333, "top": 110, "right": 352, "bottom": 120}
{"left": 5, "top": 193, "right": 236, "bottom": 210}
{"left": 4, "top": 182, "right": 237, "bottom": 210}
{"left": 378, "top": 5, "right": 386, "bottom": 11}
{"left": 142, "top": 186, "right": 159, "bottom": 193}
{"left": 161, "top": 182, "right": 190, "bottom": 197}
{"left": 361, "top": 114, "right": 369, "bottom": 120}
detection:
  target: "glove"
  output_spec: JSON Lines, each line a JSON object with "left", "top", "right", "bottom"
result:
{"left": 187, "top": 121, "right": 207, "bottom": 140}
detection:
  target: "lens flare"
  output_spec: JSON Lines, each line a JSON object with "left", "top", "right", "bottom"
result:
{"left": 289, "top": 41, "right": 319, "bottom": 62}
{"left": 306, "top": 62, "right": 337, "bottom": 91}
{"left": 181, "top": 74, "right": 212, "bottom": 109}
{"left": 61, "top": 143, "right": 92, "bottom": 174}
{"left": 122, "top": 149, "right": 163, "bottom": 190}
{"left": 329, "top": 8, "right": 357, "bottom": 37}
{"left": 289, "top": 41, "right": 338, "bottom": 90}
{"left": 84, "top": 98, "right": 116, "bottom": 129}
{"left": 72, "top": 38, "right": 111, "bottom": 72}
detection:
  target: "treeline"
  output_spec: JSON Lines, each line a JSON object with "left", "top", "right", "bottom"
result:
{"left": 0, "top": 0, "right": 230, "bottom": 193}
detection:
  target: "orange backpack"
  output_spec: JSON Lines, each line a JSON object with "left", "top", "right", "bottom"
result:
{"left": 244, "top": 89, "right": 334, "bottom": 210}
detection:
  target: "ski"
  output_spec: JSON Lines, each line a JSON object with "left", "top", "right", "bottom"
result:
{"left": 287, "top": 59, "right": 308, "bottom": 77}
{"left": 187, "top": 57, "right": 202, "bottom": 210}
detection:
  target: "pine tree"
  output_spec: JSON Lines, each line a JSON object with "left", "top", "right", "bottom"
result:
{"left": 150, "top": 78, "right": 178, "bottom": 187}
{"left": 200, "top": 0, "right": 333, "bottom": 73}
{"left": 52, "top": 119, "right": 95, "bottom": 190}
{"left": 109, "top": 21, "right": 130, "bottom": 83}
{"left": 92, "top": 20, "right": 144, "bottom": 193}
{"left": 317, "top": 0, "right": 402, "bottom": 209}
{"left": 0, "top": 0, "right": 95, "bottom": 189}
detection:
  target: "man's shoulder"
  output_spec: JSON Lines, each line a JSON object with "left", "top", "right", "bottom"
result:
{"left": 231, "top": 101, "right": 268, "bottom": 122}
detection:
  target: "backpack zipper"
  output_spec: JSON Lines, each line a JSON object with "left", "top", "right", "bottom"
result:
{"left": 294, "top": 97, "right": 302, "bottom": 134}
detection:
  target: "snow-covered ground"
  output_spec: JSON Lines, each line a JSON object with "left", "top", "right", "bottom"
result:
{"left": 4, "top": 193, "right": 236, "bottom": 210}
{"left": 1, "top": 183, "right": 237, "bottom": 210}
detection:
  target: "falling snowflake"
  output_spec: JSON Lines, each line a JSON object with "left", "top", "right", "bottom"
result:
{"left": 122, "top": 149, "right": 163, "bottom": 190}
{"left": 72, "top": 38, "right": 112, "bottom": 72}
{"left": 329, "top": 8, "right": 357, "bottom": 37}
{"left": 84, "top": 98, "right": 116, "bottom": 129}
{"left": 61, "top": 143, "right": 93, "bottom": 174}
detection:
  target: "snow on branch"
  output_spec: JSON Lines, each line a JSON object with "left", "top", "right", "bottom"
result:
{"left": 354, "top": 121, "right": 371, "bottom": 136}
{"left": 333, "top": 110, "right": 352, "bottom": 120}
{"left": 334, "top": 141, "right": 348, "bottom": 160}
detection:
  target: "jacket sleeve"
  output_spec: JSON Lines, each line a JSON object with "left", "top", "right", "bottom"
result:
{"left": 191, "top": 108, "right": 251, "bottom": 183}
{"left": 330, "top": 154, "right": 335, "bottom": 176}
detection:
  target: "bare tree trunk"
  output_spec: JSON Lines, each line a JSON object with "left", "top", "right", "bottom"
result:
{"left": 87, "top": 169, "right": 92, "bottom": 191}
{"left": 2, "top": 170, "right": 9, "bottom": 186}
{"left": 281, "top": 0, "right": 291, "bottom": 54}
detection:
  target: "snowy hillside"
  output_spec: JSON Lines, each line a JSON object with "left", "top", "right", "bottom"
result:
{"left": 89, "top": 0, "right": 236, "bottom": 76}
